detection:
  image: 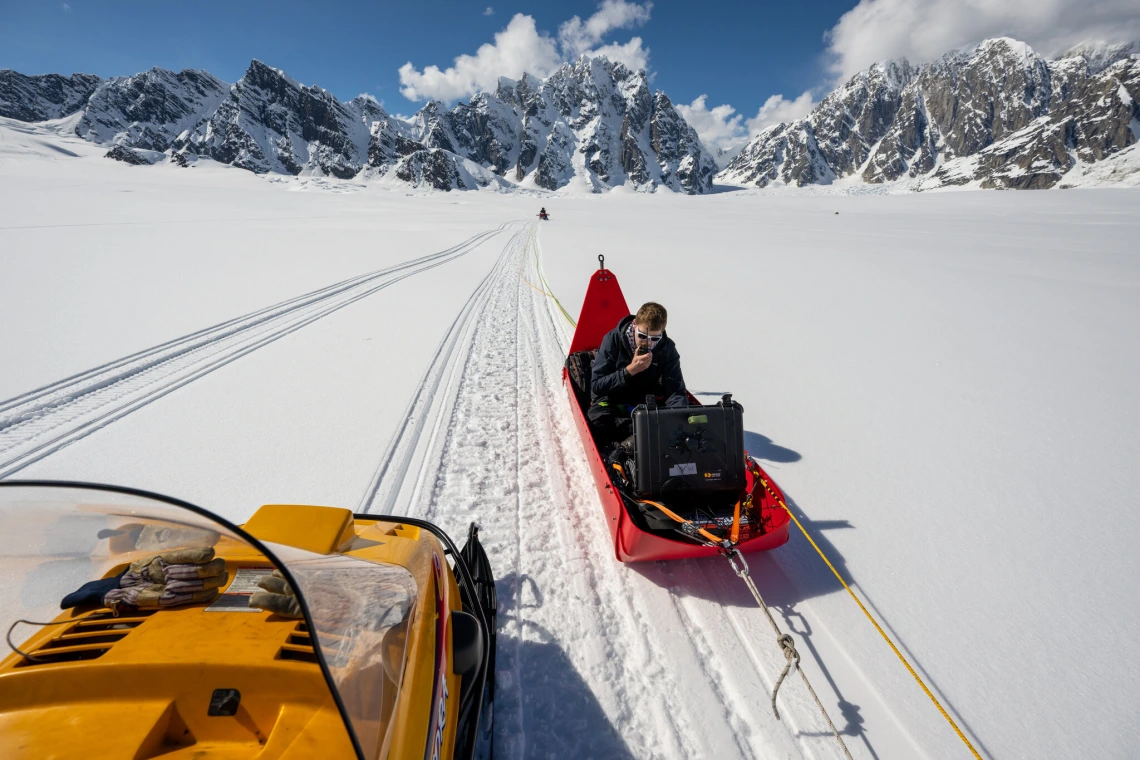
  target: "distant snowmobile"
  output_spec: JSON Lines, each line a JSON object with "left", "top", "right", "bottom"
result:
{"left": 538, "top": 208, "right": 549, "bottom": 221}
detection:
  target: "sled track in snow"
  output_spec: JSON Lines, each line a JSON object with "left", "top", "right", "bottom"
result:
{"left": 0, "top": 222, "right": 515, "bottom": 479}
{"left": 357, "top": 229, "right": 520, "bottom": 516}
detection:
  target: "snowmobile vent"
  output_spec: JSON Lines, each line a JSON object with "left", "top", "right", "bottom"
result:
{"left": 277, "top": 622, "right": 318, "bottom": 664}
{"left": 15, "top": 609, "right": 155, "bottom": 667}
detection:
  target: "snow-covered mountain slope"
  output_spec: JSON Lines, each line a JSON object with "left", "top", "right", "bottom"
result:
{"left": 174, "top": 60, "right": 376, "bottom": 179}
{"left": 431, "top": 58, "right": 717, "bottom": 193}
{"left": 76, "top": 68, "right": 228, "bottom": 152}
{"left": 720, "top": 38, "right": 1140, "bottom": 190}
{"left": 0, "top": 70, "right": 103, "bottom": 122}
{"left": 7, "top": 39, "right": 1136, "bottom": 193}
{"left": 0, "top": 56, "right": 716, "bottom": 193}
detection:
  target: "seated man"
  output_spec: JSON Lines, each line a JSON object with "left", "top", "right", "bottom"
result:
{"left": 587, "top": 302, "right": 688, "bottom": 452}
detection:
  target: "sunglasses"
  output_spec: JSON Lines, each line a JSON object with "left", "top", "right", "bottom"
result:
{"left": 636, "top": 329, "right": 663, "bottom": 344}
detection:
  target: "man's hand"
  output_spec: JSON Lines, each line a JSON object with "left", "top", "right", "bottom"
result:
{"left": 626, "top": 350, "right": 652, "bottom": 376}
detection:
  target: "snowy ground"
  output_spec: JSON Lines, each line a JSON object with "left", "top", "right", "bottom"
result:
{"left": 3, "top": 118, "right": 1140, "bottom": 759}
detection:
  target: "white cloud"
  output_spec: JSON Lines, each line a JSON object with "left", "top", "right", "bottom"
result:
{"left": 559, "top": 0, "right": 652, "bottom": 56}
{"left": 584, "top": 37, "right": 651, "bottom": 73}
{"left": 826, "top": 0, "right": 1140, "bottom": 81}
{"left": 400, "top": 2, "right": 655, "bottom": 102}
{"left": 745, "top": 91, "right": 816, "bottom": 133}
{"left": 483, "top": 6, "right": 494, "bottom": 16}
{"left": 558, "top": 0, "right": 653, "bottom": 72}
{"left": 676, "top": 95, "right": 747, "bottom": 153}
{"left": 62, "top": 3, "right": 71, "bottom": 11}
{"left": 677, "top": 91, "right": 817, "bottom": 154}
{"left": 399, "top": 14, "right": 561, "bottom": 101}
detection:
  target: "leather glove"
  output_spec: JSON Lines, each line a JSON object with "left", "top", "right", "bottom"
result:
{"left": 103, "top": 546, "right": 228, "bottom": 611}
{"left": 248, "top": 570, "right": 304, "bottom": 619}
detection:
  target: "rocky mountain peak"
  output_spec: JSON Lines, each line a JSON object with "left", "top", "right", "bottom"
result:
{"left": 401, "top": 52, "right": 714, "bottom": 193}
{"left": 76, "top": 67, "right": 227, "bottom": 151}
{"left": 720, "top": 36, "right": 1140, "bottom": 191}
{"left": 0, "top": 70, "right": 103, "bottom": 122}
{"left": 1058, "top": 40, "right": 1140, "bottom": 75}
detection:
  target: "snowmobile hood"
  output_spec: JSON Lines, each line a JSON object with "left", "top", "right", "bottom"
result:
{"left": 0, "top": 482, "right": 470, "bottom": 760}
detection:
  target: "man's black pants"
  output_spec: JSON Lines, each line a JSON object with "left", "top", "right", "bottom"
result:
{"left": 587, "top": 402, "right": 633, "bottom": 446}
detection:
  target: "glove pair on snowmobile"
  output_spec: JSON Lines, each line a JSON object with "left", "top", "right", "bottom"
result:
{"left": 103, "top": 546, "right": 228, "bottom": 611}
{"left": 62, "top": 546, "right": 228, "bottom": 613}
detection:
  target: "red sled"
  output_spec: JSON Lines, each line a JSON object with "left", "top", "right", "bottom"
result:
{"left": 563, "top": 257, "right": 791, "bottom": 562}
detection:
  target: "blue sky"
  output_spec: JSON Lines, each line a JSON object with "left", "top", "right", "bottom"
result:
{"left": 2, "top": 2, "right": 852, "bottom": 116}
{"left": 3, "top": 0, "right": 1136, "bottom": 151}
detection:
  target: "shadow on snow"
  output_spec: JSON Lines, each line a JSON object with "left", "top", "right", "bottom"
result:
{"left": 492, "top": 572, "right": 636, "bottom": 760}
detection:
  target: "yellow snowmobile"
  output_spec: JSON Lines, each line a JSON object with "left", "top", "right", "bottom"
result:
{"left": 0, "top": 481, "right": 496, "bottom": 760}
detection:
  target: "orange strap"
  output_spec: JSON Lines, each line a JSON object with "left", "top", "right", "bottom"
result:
{"left": 730, "top": 499, "right": 742, "bottom": 544}
{"left": 637, "top": 499, "right": 725, "bottom": 545}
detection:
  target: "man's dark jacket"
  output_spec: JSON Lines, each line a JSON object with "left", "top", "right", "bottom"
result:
{"left": 590, "top": 315, "right": 688, "bottom": 408}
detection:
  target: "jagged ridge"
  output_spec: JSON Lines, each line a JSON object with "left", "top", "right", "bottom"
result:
{"left": 1, "top": 56, "right": 717, "bottom": 193}
{"left": 719, "top": 38, "right": 1140, "bottom": 190}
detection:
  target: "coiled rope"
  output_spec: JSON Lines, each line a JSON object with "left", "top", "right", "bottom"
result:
{"left": 634, "top": 489, "right": 853, "bottom": 758}
{"left": 724, "top": 547, "right": 853, "bottom": 759}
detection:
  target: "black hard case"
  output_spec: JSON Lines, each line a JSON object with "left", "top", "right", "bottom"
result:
{"left": 631, "top": 395, "right": 746, "bottom": 499}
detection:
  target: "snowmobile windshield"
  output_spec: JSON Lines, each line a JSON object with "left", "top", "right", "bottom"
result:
{"left": 0, "top": 482, "right": 417, "bottom": 760}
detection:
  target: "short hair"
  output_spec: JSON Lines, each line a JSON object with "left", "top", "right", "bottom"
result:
{"left": 634, "top": 302, "right": 667, "bottom": 331}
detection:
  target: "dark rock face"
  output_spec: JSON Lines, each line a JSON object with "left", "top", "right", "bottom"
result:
{"left": 651, "top": 92, "right": 718, "bottom": 194}
{"left": 0, "top": 71, "right": 103, "bottom": 121}
{"left": 928, "top": 56, "right": 1140, "bottom": 189}
{"left": 444, "top": 91, "right": 519, "bottom": 176}
{"left": 720, "top": 38, "right": 1140, "bottom": 190}
{"left": 104, "top": 145, "right": 154, "bottom": 165}
{"left": 395, "top": 149, "right": 466, "bottom": 190}
{"left": 367, "top": 115, "right": 423, "bottom": 167}
{"left": 178, "top": 60, "right": 375, "bottom": 178}
{"left": 77, "top": 68, "right": 227, "bottom": 151}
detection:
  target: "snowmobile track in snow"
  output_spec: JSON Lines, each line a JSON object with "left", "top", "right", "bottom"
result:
{"left": 0, "top": 222, "right": 515, "bottom": 479}
{"left": 357, "top": 229, "right": 519, "bottom": 516}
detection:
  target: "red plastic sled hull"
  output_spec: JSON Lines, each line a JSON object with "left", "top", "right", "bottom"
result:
{"left": 565, "top": 267, "right": 790, "bottom": 563}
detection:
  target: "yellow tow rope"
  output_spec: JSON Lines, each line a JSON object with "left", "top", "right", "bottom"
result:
{"left": 758, "top": 480, "right": 985, "bottom": 760}
{"left": 522, "top": 224, "right": 577, "bottom": 327}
